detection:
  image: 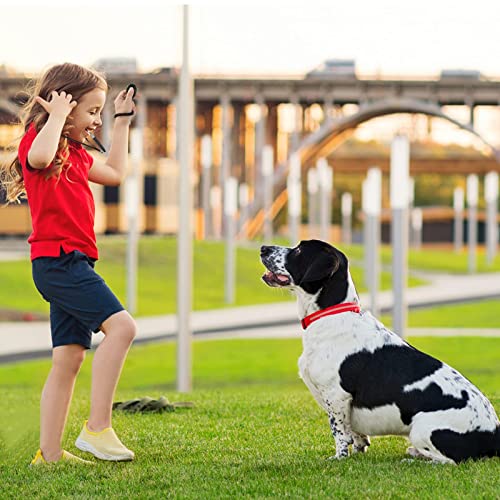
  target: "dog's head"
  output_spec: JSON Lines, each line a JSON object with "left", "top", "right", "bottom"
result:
{"left": 260, "top": 240, "right": 356, "bottom": 310}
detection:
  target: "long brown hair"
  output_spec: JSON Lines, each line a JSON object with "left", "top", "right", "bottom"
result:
{"left": 0, "top": 63, "right": 107, "bottom": 203}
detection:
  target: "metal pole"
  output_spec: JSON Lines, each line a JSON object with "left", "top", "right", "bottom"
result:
{"left": 365, "top": 167, "right": 381, "bottom": 316}
{"left": 224, "top": 177, "right": 237, "bottom": 303}
{"left": 288, "top": 178, "right": 301, "bottom": 246}
{"left": 390, "top": 135, "right": 409, "bottom": 338}
{"left": 466, "top": 174, "right": 478, "bottom": 274}
{"left": 317, "top": 159, "right": 333, "bottom": 242}
{"left": 408, "top": 177, "right": 415, "bottom": 246}
{"left": 288, "top": 152, "right": 301, "bottom": 245}
{"left": 326, "top": 166, "right": 333, "bottom": 241}
{"left": 307, "top": 168, "right": 318, "bottom": 239}
{"left": 210, "top": 186, "right": 222, "bottom": 239}
{"left": 220, "top": 93, "right": 231, "bottom": 237}
{"left": 238, "top": 183, "right": 249, "bottom": 240}
{"left": 262, "top": 145, "right": 274, "bottom": 242}
{"left": 176, "top": 4, "right": 193, "bottom": 392}
{"left": 289, "top": 95, "right": 301, "bottom": 153}
{"left": 485, "top": 172, "right": 499, "bottom": 265}
{"left": 254, "top": 95, "right": 266, "bottom": 197}
{"left": 362, "top": 178, "right": 370, "bottom": 288}
{"left": 201, "top": 134, "right": 212, "bottom": 239}
{"left": 453, "top": 187, "right": 464, "bottom": 253}
{"left": 341, "top": 192, "right": 352, "bottom": 245}
{"left": 411, "top": 207, "right": 423, "bottom": 250}
{"left": 126, "top": 128, "right": 142, "bottom": 314}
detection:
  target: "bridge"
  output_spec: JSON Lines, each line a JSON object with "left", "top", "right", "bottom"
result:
{"left": 1, "top": 71, "right": 499, "bottom": 236}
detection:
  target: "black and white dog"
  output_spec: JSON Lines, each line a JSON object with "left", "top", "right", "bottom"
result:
{"left": 260, "top": 239, "right": 500, "bottom": 464}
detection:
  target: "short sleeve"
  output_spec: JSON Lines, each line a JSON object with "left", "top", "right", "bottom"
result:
{"left": 18, "top": 125, "right": 37, "bottom": 171}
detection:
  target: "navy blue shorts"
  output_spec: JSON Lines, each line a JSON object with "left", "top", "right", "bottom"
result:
{"left": 32, "top": 249, "right": 124, "bottom": 350}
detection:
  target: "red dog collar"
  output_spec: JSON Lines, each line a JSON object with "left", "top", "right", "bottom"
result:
{"left": 301, "top": 302, "right": 361, "bottom": 330}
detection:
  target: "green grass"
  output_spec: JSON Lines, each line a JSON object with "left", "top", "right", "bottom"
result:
{"left": 0, "top": 336, "right": 498, "bottom": 498}
{"left": 0, "top": 236, "right": 423, "bottom": 317}
{"left": 342, "top": 243, "right": 500, "bottom": 274}
{"left": 379, "top": 298, "right": 500, "bottom": 329}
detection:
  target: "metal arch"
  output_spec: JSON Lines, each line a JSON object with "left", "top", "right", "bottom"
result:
{"left": 270, "top": 96, "right": 500, "bottom": 192}
{"left": 245, "top": 97, "right": 500, "bottom": 230}
{"left": 301, "top": 97, "right": 499, "bottom": 163}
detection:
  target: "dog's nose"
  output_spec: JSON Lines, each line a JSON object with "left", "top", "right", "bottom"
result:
{"left": 260, "top": 245, "right": 272, "bottom": 257}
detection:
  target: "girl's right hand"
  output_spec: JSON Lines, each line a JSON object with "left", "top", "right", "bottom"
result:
{"left": 35, "top": 91, "right": 77, "bottom": 119}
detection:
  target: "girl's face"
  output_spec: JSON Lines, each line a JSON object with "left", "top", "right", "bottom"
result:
{"left": 68, "top": 88, "right": 106, "bottom": 141}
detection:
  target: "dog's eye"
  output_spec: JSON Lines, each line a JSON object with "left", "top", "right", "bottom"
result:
{"left": 294, "top": 248, "right": 301, "bottom": 255}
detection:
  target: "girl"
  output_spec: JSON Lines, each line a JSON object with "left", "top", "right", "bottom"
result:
{"left": 1, "top": 63, "right": 137, "bottom": 464}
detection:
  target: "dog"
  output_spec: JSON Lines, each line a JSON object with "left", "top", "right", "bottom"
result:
{"left": 260, "top": 239, "right": 500, "bottom": 464}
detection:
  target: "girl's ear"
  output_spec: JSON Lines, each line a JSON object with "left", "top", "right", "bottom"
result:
{"left": 300, "top": 250, "right": 339, "bottom": 283}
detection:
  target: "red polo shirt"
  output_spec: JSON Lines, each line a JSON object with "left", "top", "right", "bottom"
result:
{"left": 19, "top": 124, "right": 99, "bottom": 261}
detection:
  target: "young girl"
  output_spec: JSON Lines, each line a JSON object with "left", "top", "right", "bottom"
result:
{"left": 1, "top": 63, "right": 137, "bottom": 464}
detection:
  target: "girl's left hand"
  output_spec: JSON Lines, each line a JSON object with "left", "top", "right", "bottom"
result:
{"left": 114, "top": 87, "right": 136, "bottom": 123}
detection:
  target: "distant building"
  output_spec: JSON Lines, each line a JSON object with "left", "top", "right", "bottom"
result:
{"left": 306, "top": 59, "right": 356, "bottom": 78}
{"left": 92, "top": 57, "right": 138, "bottom": 74}
{"left": 440, "top": 69, "right": 481, "bottom": 81}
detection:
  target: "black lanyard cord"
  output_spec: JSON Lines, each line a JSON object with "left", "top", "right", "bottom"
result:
{"left": 63, "top": 134, "right": 106, "bottom": 153}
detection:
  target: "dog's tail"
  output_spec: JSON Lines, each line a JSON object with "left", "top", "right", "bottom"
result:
{"left": 431, "top": 426, "right": 500, "bottom": 463}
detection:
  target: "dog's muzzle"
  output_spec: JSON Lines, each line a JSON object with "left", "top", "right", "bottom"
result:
{"left": 260, "top": 245, "right": 292, "bottom": 287}
{"left": 261, "top": 270, "right": 291, "bottom": 287}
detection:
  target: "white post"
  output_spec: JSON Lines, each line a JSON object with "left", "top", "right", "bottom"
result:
{"left": 390, "top": 135, "right": 409, "bottom": 338}
{"left": 326, "top": 166, "right": 334, "bottom": 241}
{"left": 341, "top": 192, "right": 352, "bottom": 245}
{"left": 288, "top": 152, "right": 301, "bottom": 245}
{"left": 408, "top": 177, "right": 416, "bottom": 247}
{"left": 254, "top": 95, "right": 266, "bottom": 196}
{"left": 364, "top": 167, "right": 381, "bottom": 316}
{"left": 485, "top": 172, "right": 499, "bottom": 265}
{"left": 317, "top": 158, "right": 333, "bottom": 241}
{"left": 220, "top": 93, "right": 231, "bottom": 237}
{"left": 126, "top": 128, "right": 142, "bottom": 314}
{"left": 238, "top": 183, "right": 249, "bottom": 240}
{"left": 453, "top": 187, "right": 464, "bottom": 253}
{"left": 307, "top": 168, "right": 318, "bottom": 238}
{"left": 201, "top": 134, "right": 212, "bottom": 239}
{"left": 224, "top": 177, "right": 238, "bottom": 304}
{"left": 466, "top": 174, "right": 478, "bottom": 274}
{"left": 262, "top": 145, "right": 274, "bottom": 242}
{"left": 210, "top": 186, "right": 222, "bottom": 239}
{"left": 362, "top": 177, "right": 369, "bottom": 274}
{"left": 176, "top": 5, "right": 193, "bottom": 392}
{"left": 411, "top": 207, "right": 423, "bottom": 250}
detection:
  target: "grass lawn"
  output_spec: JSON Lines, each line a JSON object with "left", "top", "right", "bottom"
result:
{"left": 0, "top": 337, "right": 499, "bottom": 498}
{"left": 0, "top": 236, "right": 424, "bottom": 317}
{"left": 381, "top": 298, "right": 500, "bottom": 329}
{"left": 342, "top": 243, "right": 500, "bottom": 274}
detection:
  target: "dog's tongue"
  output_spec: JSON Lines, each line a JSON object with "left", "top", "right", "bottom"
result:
{"left": 276, "top": 274, "right": 289, "bottom": 283}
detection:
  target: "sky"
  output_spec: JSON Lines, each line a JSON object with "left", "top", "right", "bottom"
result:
{"left": 0, "top": 0, "right": 499, "bottom": 77}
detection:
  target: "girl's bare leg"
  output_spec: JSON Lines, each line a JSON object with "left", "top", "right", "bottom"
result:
{"left": 87, "top": 310, "right": 136, "bottom": 431}
{"left": 40, "top": 344, "right": 86, "bottom": 461}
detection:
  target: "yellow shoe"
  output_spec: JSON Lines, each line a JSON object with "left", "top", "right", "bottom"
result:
{"left": 75, "top": 421, "right": 135, "bottom": 461}
{"left": 30, "top": 448, "right": 93, "bottom": 465}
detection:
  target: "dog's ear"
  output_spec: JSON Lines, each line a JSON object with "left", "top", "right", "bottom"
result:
{"left": 300, "top": 250, "right": 339, "bottom": 284}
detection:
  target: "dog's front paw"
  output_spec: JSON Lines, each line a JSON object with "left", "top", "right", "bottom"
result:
{"left": 326, "top": 450, "right": 350, "bottom": 461}
{"left": 352, "top": 434, "right": 370, "bottom": 454}
{"left": 329, "top": 454, "right": 349, "bottom": 461}
{"left": 352, "top": 444, "right": 369, "bottom": 454}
